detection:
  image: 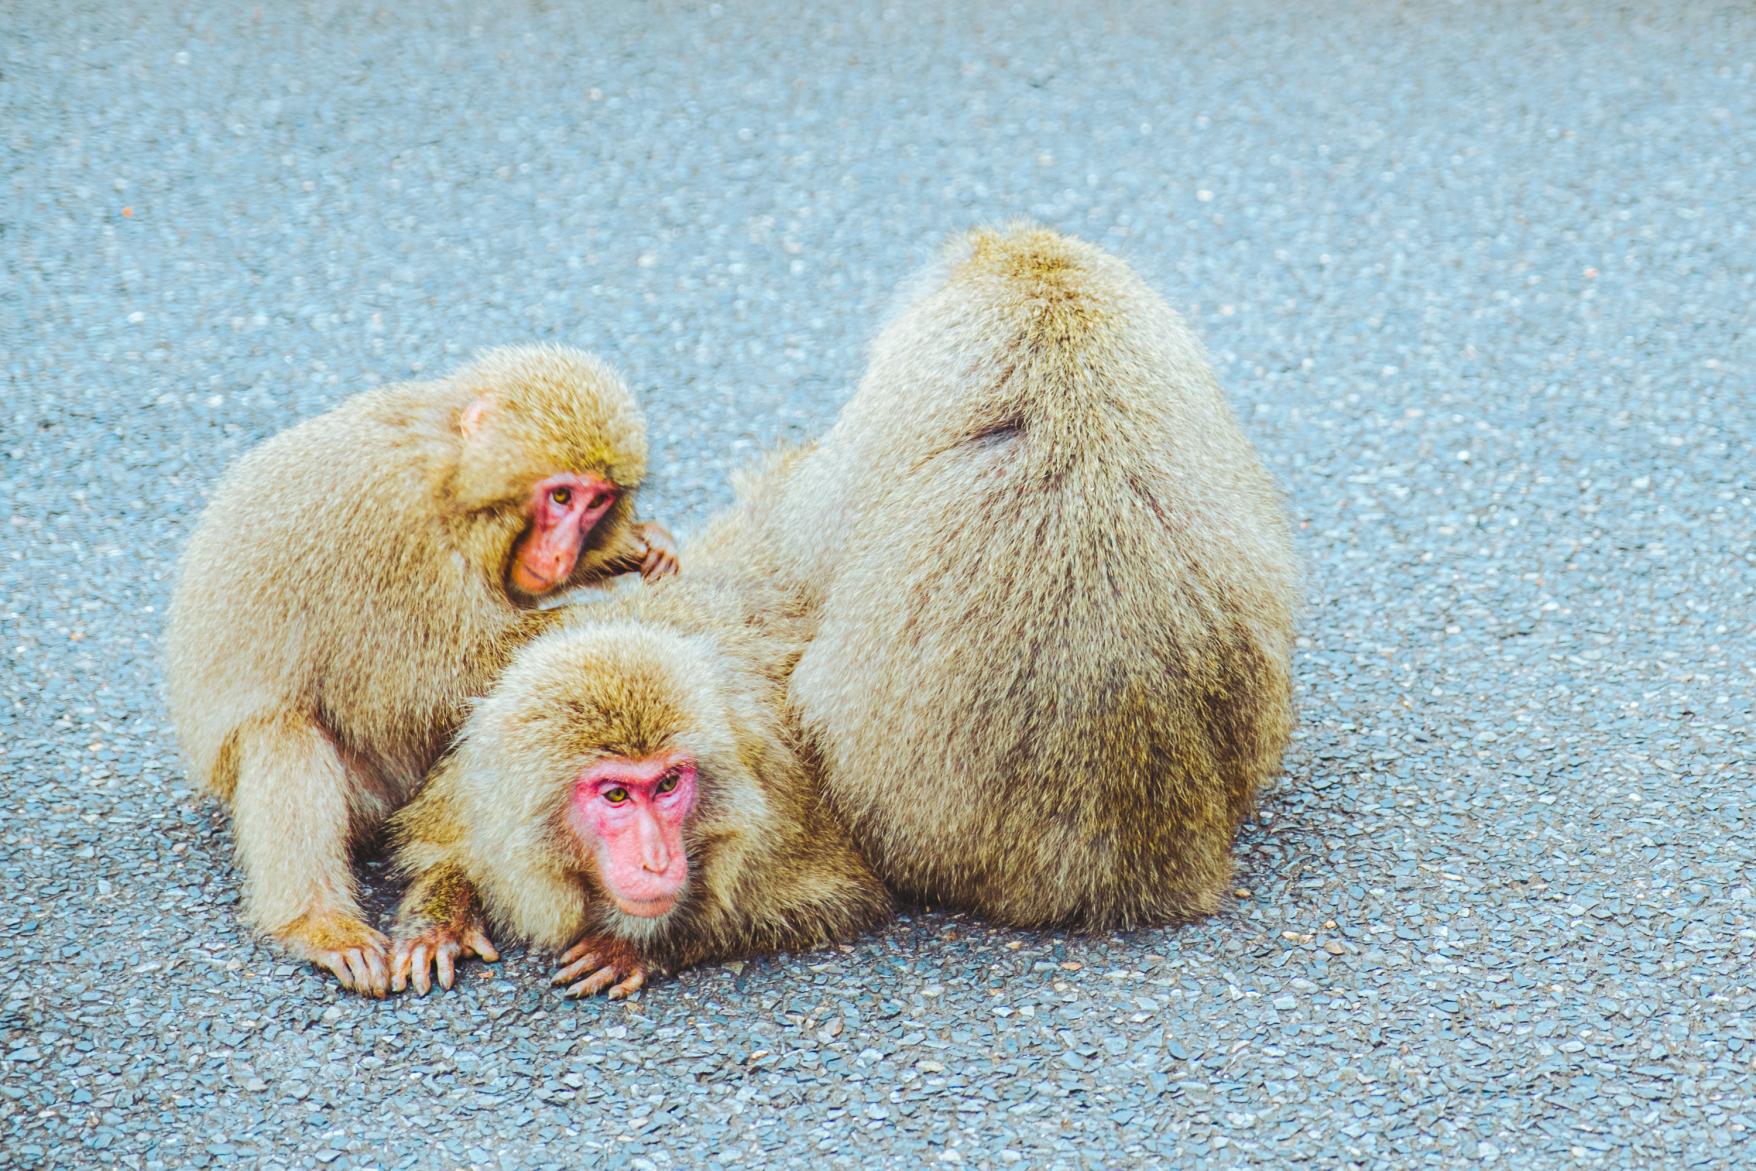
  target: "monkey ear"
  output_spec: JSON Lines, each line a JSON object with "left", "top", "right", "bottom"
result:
{"left": 459, "top": 397, "right": 491, "bottom": 439}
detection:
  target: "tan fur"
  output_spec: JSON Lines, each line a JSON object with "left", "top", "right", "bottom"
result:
{"left": 389, "top": 560, "right": 891, "bottom": 970}
{"left": 164, "top": 345, "right": 654, "bottom": 950}
{"left": 758, "top": 224, "right": 1299, "bottom": 929}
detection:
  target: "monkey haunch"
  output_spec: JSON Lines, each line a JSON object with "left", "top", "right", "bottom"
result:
{"left": 760, "top": 225, "right": 1300, "bottom": 930}
{"left": 163, "top": 345, "right": 676, "bottom": 994}
{"left": 387, "top": 569, "right": 891, "bottom": 997}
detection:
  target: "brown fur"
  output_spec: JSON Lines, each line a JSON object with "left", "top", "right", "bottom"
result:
{"left": 388, "top": 557, "right": 891, "bottom": 974}
{"left": 163, "top": 345, "right": 656, "bottom": 983}
{"left": 753, "top": 224, "right": 1299, "bottom": 929}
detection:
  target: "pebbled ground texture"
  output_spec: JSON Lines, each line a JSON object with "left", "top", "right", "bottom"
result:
{"left": 2, "top": 2, "right": 1752, "bottom": 1167}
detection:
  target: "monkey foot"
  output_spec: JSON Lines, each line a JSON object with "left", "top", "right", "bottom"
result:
{"left": 278, "top": 909, "right": 391, "bottom": 998}
{"left": 552, "top": 935, "right": 648, "bottom": 1000}
{"left": 390, "top": 921, "right": 500, "bottom": 996}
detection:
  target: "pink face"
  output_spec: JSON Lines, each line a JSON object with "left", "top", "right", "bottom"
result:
{"left": 566, "top": 753, "right": 698, "bottom": 918}
{"left": 507, "top": 473, "right": 619, "bottom": 598}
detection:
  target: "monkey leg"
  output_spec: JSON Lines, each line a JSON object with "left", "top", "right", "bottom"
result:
{"left": 229, "top": 717, "right": 391, "bottom": 996}
{"left": 552, "top": 934, "right": 649, "bottom": 1000}
{"left": 389, "top": 863, "right": 500, "bottom": 995}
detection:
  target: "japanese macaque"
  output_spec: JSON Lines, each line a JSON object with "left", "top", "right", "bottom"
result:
{"left": 164, "top": 345, "right": 678, "bottom": 995}
{"left": 387, "top": 562, "right": 891, "bottom": 997}
{"left": 758, "top": 224, "right": 1299, "bottom": 929}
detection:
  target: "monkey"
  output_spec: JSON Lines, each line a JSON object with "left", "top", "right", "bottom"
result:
{"left": 163, "top": 344, "right": 678, "bottom": 996}
{"left": 750, "top": 223, "right": 1300, "bottom": 930}
{"left": 386, "top": 558, "right": 892, "bottom": 998}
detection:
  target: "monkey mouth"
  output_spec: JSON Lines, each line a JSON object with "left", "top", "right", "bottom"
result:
{"left": 611, "top": 893, "right": 677, "bottom": 919}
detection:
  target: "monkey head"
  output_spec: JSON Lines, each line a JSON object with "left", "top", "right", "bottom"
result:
{"left": 444, "top": 345, "right": 650, "bottom": 601}
{"left": 446, "top": 617, "right": 764, "bottom": 946}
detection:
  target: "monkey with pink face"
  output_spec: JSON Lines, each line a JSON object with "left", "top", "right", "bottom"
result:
{"left": 388, "top": 529, "right": 890, "bottom": 998}
{"left": 164, "top": 345, "right": 678, "bottom": 996}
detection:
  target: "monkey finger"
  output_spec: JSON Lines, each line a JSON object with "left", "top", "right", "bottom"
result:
{"left": 341, "top": 949, "right": 375, "bottom": 995}
{"left": 390, "top": 944, "right": 413, "bottom": 993}
{"left": 463, "top": 928, "right": 500, "bottom": 962}
{"left": 606, "top": 968, "right": 647, "bottom": 1000}
{"left": 552, "top": 951, "right": 602, "bottom": 986}
{"left": 562, "top": 965, "right": 620, "bottom": 998}
{"left": 363, "top": 946, "right": 390, "bottom": 997}
{"left": 410, "top": 944, "right": 433, "bottom": 996}
{"left": 314, "top": 951, "right": 353, "bottom": 990}
{"left": 436, "top": 943, "right": 459, "bottom": 991}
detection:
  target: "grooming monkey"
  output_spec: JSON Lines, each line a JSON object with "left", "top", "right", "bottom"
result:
{"left": 759, "top": 224, "right": 1299, "bottom": 930}
{"left": 387, "top": 554, "right": 891, "bottom": 998}
{"left": 164, "top": 345, "right": 678, "bottom": 995}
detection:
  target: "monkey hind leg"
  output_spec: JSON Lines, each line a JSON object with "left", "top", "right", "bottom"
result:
{"left": 226, "top": 716, "right": 391, "bottom": 995}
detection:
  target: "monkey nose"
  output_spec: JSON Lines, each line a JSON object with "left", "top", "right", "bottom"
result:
{"left": 640, "top": 837, "right": 670, "bottom": 874}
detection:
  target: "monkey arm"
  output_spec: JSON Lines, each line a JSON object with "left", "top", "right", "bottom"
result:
{"left": 387, "top": 779, "right": 500, "bottom": 995}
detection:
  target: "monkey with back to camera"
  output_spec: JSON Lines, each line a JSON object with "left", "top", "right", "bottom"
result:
{"left": 385, "top": 520, "right": 892, "bottom": 998}
{"left": 755, "top": 224, "right": 1299, "bottom": 931}
{"left": 163, "top": 345, "right": 679, "bottom": 996}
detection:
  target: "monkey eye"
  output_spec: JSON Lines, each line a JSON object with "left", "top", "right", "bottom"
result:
{"left": 655, "top": 774, "right": 679, "bottom": 795}
{"left": 549, "top": 486, "right": 573, "bottom": 507}
{"left": 586, "top": 490, "right": 613, "bottom": 511}
{"left": 602, "top": 786, "right": 629, "bottom": 805}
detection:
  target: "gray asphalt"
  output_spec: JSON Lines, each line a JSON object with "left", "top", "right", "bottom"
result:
{"left": 4, "top": 2, "right": 1753, "bottom": 1167}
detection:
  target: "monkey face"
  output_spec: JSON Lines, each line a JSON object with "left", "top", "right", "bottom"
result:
{"left": 563, "top": 751, "right": 697, "bottom": 917}
{"left": 505, "top": 472, "right": 621, "bottom": 598}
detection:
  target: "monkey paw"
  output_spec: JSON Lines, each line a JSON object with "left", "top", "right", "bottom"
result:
{"left": 637, "top": 521, "right": 681, "bottom": 581}
{"left": 279, "top": 909, "right": 392, "bottom": 998}
{"left": 552, "top": 934, "right": 649, "bottom": 1000}
{"left": 390, "top": 920, "right": 500, "bottom": 996}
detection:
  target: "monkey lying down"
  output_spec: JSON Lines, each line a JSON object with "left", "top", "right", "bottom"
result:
{"left": 388, "top": 535, "right": 892, "bottom": 998}
{"left": 387, "top": 223, "right": 1297, "bottom": 998}
{"left": 165, "top": 345, "right": 679, "bottom": 996}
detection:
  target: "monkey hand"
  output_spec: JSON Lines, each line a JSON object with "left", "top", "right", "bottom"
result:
{"left": 636, "top": 521, "right": 681, "bottom": 581}
{"left": 279, "top": 908, "right": 392, "bottom": 998}
{"left": 390, "top": 917, "right": 500, "bottom": 996}
{"left": 552, "top": 934, "right": 650, "bottom": 1000}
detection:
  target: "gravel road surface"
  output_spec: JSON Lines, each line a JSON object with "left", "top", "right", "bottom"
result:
{"left": 3, "top": 2, "right": 1752, "bottom": 1167}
